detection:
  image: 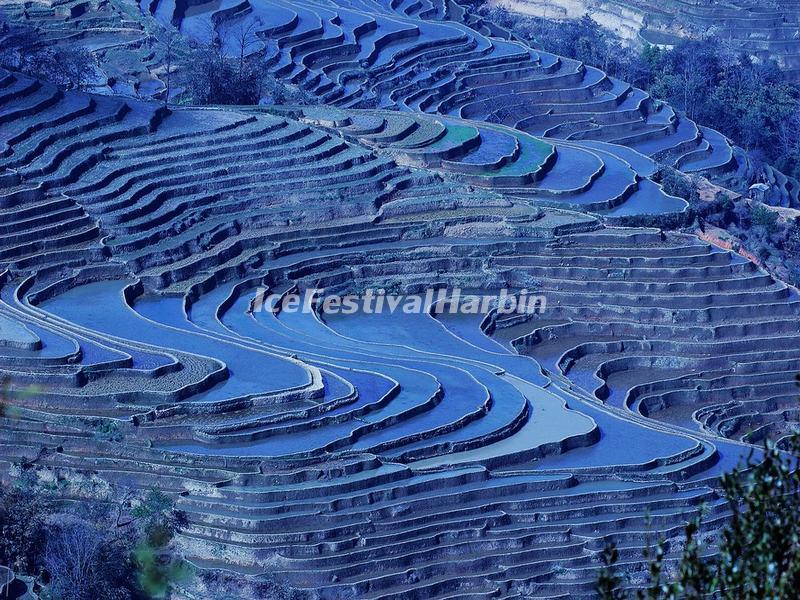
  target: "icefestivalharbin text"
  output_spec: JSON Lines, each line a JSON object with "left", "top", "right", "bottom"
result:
{"left": 251, "top": 287, "right": 548, "bottom": 315}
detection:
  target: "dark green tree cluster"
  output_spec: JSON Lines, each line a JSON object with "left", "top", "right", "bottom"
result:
{"left": 597, "top": 438, "right": 800, "bottom": 599}
{"left": 130, "top": 489, "right": 192, "bottom": 599}
{"left": 643, "top": 41, "right": 800, "bottom": 179}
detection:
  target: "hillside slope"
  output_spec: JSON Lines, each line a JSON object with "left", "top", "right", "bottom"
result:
{"left": 1, "top": 67, "right": 798, "bottom": 597}
{"left": 1, "top": 0, "right": 799, "bottom": 597}
{"left": 494, "top": 0, "right": 800, "bottom": 81}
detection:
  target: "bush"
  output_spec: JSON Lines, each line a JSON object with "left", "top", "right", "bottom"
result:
{"left": 0, "top": 484, "right": 48, "bottom": 573}
{"left": 133, "top": 543, "right": 192, "bottom": 599}
{"left": 0, "top": 479, "right": 194, "bottom": 599}
{"left": 784, "top": 220, "right": 800, "bottom": 254}
{"left": 179, "top": 42, "right": 316, "bottom": 106}
{"left": 750, "top": 204, "right": 780, "bottom": 234}
{"left": 659, "top": 167, "right": 697, "bottom": 201}
{"left": 129, "top": 488, "right": 192, "bottom": 598}
{"left": 20, "top": 46, "right": 94, "bottom": 89}
{"left": 45, "top": 519, "right": 138, "bottom": 600}
{"left": 180, "top": 45, "right": 262, "bottom": 105}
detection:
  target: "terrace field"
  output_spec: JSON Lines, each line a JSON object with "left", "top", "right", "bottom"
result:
{"left": 495, "top": 0, "right": 800, "bottom": 81}
{"left": 0, "top": 0, "right": 798, "bottom": 597}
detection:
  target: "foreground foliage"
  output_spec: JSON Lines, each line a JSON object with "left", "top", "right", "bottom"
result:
{"left": 598, "top": 438, "right": 800, "bottom": 598}
{"left": 0, "top": 479, "right": 192, "bottom": 599}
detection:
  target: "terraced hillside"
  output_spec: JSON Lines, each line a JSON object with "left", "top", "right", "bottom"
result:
{"left": 0, "top": 0, "right": 173, "bottom": 97}
{"left": 8, "top": 0, "right": 800, "bottom": 208}
{"left": 7, "top": 0, "right": 787, "bottom": 202}
{"left": 1, "top": 62, "right": 798, "bottom": 598}
{"left": 3, "top": 0, "right": 800, "bottom": 595}
{"left": 497, "top": 0, "right": 800, "bottom": 81}
{"left": 284, "top": 105, "right": 688, "bottom": 219}
{"left": 143, "top": 0, "right": 739, "bottom": 179}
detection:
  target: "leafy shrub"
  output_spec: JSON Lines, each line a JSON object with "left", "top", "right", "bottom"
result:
{"left": 0, "top": 484, "right": 48, "bottom": 573}
{"left": 0, "top": 479, "right": 194, "bottom": 599}
{"left": 750, "top": 204, "right": 780, "bottom": 234}
{"left": 93, "top": 419, "right": 124, "bottom": 442}
{"left": 129, "top": 488, "right": 192, "bottom": 598}
{"left": 134, "top": 543, "right": 192, "bottom": 599}
{"left": 659, "top": 167, "right": 697, "bottom": 201}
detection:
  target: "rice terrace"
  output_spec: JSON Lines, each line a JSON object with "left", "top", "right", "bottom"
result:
{"left": 1, "top": 0, "right": 800, "bottom": 597}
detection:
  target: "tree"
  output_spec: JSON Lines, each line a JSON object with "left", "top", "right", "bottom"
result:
{"left": 646, "top": 39, "right": 719, "bottom": 123}
{"left": 45, "top": 519, "right": 138, "bottom": 600}
{"left": 0, "top": 479, "right": 194, "bottom": 599}
{"left": 162, "top": 27, "right": 179, "bottom": 107}
{"left": 774, "top": 107, "right": 800, "bottom": 179}
{"left": 126, "top": 488, "right": 187, "bottom": 539}
{"left": 127, "top": 488, "right": 192, "bottom": 599}
{"left": 714, "top": 441, "right": 800, "bottom": 597}
{"left": 659, "top": 167, "right": 697, "bottom": 202}
{"left": 597, "top": 544, "right": 622, "bottom": 600}
{"left": 0, "top": 484, "right": 48, "bottom": 573}
{"left": 181, "top": 42, "right": 262, "bottom": 105}
{"left": 134, "top": 543, "right": 192, "bottom": 599}
{"left": 751, "top": 204, "right": 780, "bottom": 235}
{"left": 180, "top": 34, "right": 316, "bottom": 106}
{"left": 0, "top": 377, "right": 20, "bottom": 419}
{"left": 231, "top": 19, "right": 262, "bottom": 85}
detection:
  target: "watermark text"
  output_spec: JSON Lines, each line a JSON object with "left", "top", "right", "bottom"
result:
{"left": 251, "top": 287, "right": 547, "bottom": 315}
